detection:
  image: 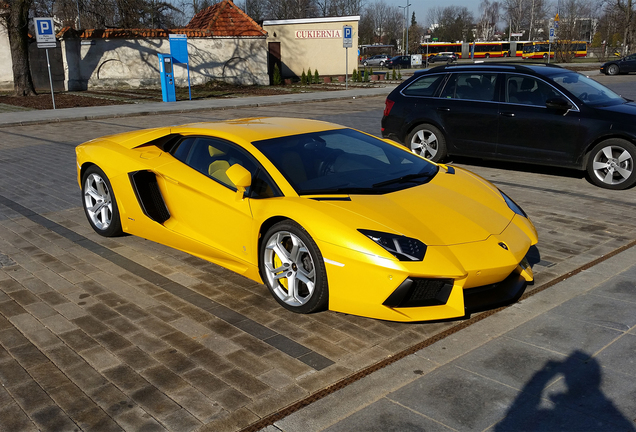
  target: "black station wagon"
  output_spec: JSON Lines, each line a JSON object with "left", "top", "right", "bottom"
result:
{"left": 381, "top": 63, "right": 636, "bottom": 190}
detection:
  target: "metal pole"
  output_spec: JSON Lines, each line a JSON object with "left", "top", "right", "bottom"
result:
{"left": 45, "top": 49, "right": 56, "bottom": 110}
{"left": 76, "top": 0, "right": 81, "bottom": 29}
{"left": 345, "top": 47, "right": 348, "bottom": 90}
{"left": 406, "top": 2, "right": 410, "bottom": 55}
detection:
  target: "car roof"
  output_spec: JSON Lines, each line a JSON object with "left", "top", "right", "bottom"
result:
{"left": 417, "top": 62, "right": 571, "bottom": 77}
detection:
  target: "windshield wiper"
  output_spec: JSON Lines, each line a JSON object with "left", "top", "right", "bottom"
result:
{"left": 372, "top": 172, "right": 435, "bottom": 188}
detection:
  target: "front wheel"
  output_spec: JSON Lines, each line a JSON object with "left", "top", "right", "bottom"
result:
{"left": 586, "top": 139, "right": 636, "bottom": 190}
{"left": 81, "top": 165, "right": 123, "bottom": 237}
{"left": 406, "top": 124, "right": 447, "bottom": 162}
{"left": 363, "top": 61, "right": 369, "bottom": 66}
{"left": 607, "top": 64, "right": 620, "bottom": 75}
{"left": 260, "top": 221, "right": 328, "bottom": 314}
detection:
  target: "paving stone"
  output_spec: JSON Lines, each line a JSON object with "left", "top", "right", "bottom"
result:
{"left": 115, "top": 303, "right": 151, "bottom": 321}
{"left": 64, "top": 361, "right": 109, "bottom": 393}
{"left": 72, "top": 315, "right": 109, "bottom": 336}
{"left": 9, "top": 342, "right": 50, "bottom": 370}
{"left": 142, "top": 364, "right": 190, "bottom": 393}
{"left": 116, "top": 346, "right": 159, "bottom": 370}
{"left": 40, "top": 314, "right": 78, "bottom": 334}
{"left": 104, "top": 365, "right": 150, "bottom": 392}
{"left": 0, "top": 360, "right": 32, "bottom": 388}
{"left": 0, "top": 299, "right": 27, "bottom": 317}
{"left": 0, "top": 384, "right": 13, "bottom": 408}
{"left": 11, "top": 380, "right": 55, "bottom": 413}
{"left": 247, "top": 384, "right": 309, "bottom": 417}
{"left": 104, "top": 315, "right": 139, "bottom": 335}
{"left": 137, "top": 316, "right": 176, "bottom": 337}
{"left": 45, "top": 344, "right": 85, "bottom": 369}
{"left": 0, "top": 327, "right": 30, "bottom": 349}
{"left": 54, "top": 301, "right": 88, "bottom": 320}
{"left": 130, "top": 385, "right": 181, "bottom": 419}
{"left": 38, "top": 291, "right": 69, "bottom": 306}
{"left": 128, "top": 332, "right": 170, "bottom": 354}
{"left": 113, "top": 405, "right": 165, "bottom": 431}
{"left": 7, "top": 289, "right": 40, "bottom": 306}
{"left": 24, "top": 302, "right": 57, "bottom": 319}
{"left": 188, "top": 348, "right": 234, "bottom": 374}
{"left": 0, "top": 402, "right": 38, "bottom": 432}
{"left": 183, "top": 368, "right": 231, "bottom": 397}
{"left": 88, "top": 384, "right": 135, "bottom": 416}
{"left": 86, "top": 303, "right": 120, "bottom": 321}
{"left": 221, "top": 368, "right": 270, "bottom": 396}
{"left": 154, "top": 348, "right": 197, "bottom": 374}
{"left": 199, "top": 406, "right": 258, "bottom": 432}
{"left": 148, "top": 304, "right": 183, "bottom": 322}
{"left": 9, "top": 313, "right": 43, "bottom": 334}
{"left": 160, "top": 407, "right": 202, "bottom": 432}
{"left": 59, "top": 328, "right": 100, "bottom": 352}
{"left": 162, "top": 331, "right": 204, "bottom": 355}
{"left": 72, "top": 405, "right": 124, "bottom": 432}
{"left": 28, "top": 362, "right": 72, "bottom": 392}
{"left": 94, "top": 330, "right": 134, "bottom": 352}
{"left": 171, "top": 386, "right": 223, "bottom": 422}
{"left": 81, "top": 345, "right": 122, "bottom": 371}
{"left": 31, "top": 405, "right": 80, "bottom": 431}
{"left": 48, "top": 382, "right": 98, "bottom": 416}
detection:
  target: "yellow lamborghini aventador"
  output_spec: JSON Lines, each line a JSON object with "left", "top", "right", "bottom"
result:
{"left": 76, "top": 117, "right": 537, "bottom": 322}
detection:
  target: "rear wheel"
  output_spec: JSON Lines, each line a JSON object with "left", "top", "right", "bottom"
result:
{"left": 260, "top": 221, "right": 328, "bottom": 314}
{"left": 586, "top": 139, "right": 636, "bottom": 190}
{"left": 81, "top": 165, "right": 123, "bottom": 237}
{"left": 607, "top": 64, "right": 620, "bottom": 75}
{"left": 485, "top": 53, "right": 490, "bottom": 58}
{"left": 406, "top": 124, "right": 447, "bottom": 162}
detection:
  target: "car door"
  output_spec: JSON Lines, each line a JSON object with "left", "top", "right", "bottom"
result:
{"left": 433, "top": 72, "right": 500, "bottom": 157}
{"left": 497, "top": 74, "right": 582, "bottom": 165}
{"left": 621, "top": 54, "right": 636, "bottom": 73}
{"left": 156, "top": 136, "right": 261, "bottom": 268}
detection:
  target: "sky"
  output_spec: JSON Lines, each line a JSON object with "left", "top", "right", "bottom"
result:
{"left": 383, "top": 0, "right": 481, "bottom": 27}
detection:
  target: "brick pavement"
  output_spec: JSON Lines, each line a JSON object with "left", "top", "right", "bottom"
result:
{"left": 0, "top": 97, "right": 635, "bottom": 431}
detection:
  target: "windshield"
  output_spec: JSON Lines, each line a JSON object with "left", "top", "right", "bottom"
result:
{"left": 551, "top": 72, "right": 625, "bottom": 106}
{"left": 252, "top": 129, "right": 439, "bottom": 195}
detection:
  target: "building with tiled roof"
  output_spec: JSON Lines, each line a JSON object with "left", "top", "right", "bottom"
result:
{"left": 186, "top": 0, "right": 266, "bottom": 37}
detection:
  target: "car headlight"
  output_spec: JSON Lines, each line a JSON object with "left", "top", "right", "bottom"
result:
{"left": 358, "top": 229, "right": 427, "bottom": 261}
{"left": 500, "top": 190, "right": 527, "bottom": 218}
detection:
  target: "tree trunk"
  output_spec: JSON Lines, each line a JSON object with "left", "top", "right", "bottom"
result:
{"left": 8, "top": 0, "right": 37, "bottom": 96}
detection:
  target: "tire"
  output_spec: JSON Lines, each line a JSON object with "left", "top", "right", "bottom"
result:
{"left": 81, "top": 165, "right": 123, "bottom": 237}
{"left": 363, "top": 61, "right": 369, "bottom": 66}
{"left": 543, "top": 53, "right": 548, "bottom": 59}
{"left": 485, "top": 53, "right": 490, "bottom": 58}
{"left": 380, "top": 61, "right": 385, "bottom": 67}
{"left": 260, "top": 220, "right": 328, "bottom": 314}
{"left": 586, "top": 139, "right": 636, "bottom": 190}
{"left": 607, "top": 64, "right": 620, "bottom": 76}
{"left": 406, "top": 124, "right": 448, "bottom": 162}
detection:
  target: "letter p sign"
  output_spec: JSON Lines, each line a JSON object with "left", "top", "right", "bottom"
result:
{"left": 37, "top": 20, "right": 52, "bottom": 35}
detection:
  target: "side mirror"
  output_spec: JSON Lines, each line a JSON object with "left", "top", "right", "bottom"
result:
{"left": 226, "top": 164, "right": 251, "bottom": 199}
{"left": 545, "top": 97, "right": 572, "bottom": 113}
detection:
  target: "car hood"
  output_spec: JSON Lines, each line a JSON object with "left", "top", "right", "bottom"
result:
{"left": 594, "top": 100, "right": 636, "bottom": 117}
{"left": 312, "top": 168, "right": 513, "bottom": 246}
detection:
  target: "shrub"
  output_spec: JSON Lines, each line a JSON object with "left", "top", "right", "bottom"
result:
{"left": 301, "top": 70, "right": 307, "bottom": 85}
{"left": 307, "top": 68, "right": 313, "bottom": 84}
{"left": 314, "top": 69, "right": 320, "bottom": 83}
{"left": 352, "top": 69, "right": 358, "bottom": 82}
{"left": 272, "top": 63, "right": 282, "bottom": 85}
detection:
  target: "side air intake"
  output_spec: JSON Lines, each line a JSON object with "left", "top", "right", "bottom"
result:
{"left": 129, "top": 171, "right": 170, "bottom": 224}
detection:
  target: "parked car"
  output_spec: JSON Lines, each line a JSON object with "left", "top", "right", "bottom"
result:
{"left": 387, "top": 55, "right": 412, "bottom": 69}
{"left": 77, "top": 117, "right": 537, "bottom": 322}
{"left": 428, "top": 52, "right": 458, "bottom": 64}
{"left": 600, "top": 53, "right": 636, "bottom": 75}
{"left": 362, "top": 55, "right": 390, "bottom": 67}
{"left": 381, "top": 63, "right": 636, "bottom": 190}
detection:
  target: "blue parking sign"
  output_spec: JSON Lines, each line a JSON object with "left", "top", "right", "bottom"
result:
{"left": 34, "top": 18, "right": 56, "bottom": 48}
{"left": 343, "top": 25, "right": 353, "bottom": 48}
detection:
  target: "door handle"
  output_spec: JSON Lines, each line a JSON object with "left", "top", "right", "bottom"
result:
{"left": 436, "top": 107, "right": 450, "bottom": 112}
{"left": 500, "top": 112, "right": 515, "bottom": 117}
{"left": 163, "top": 175, "right": 179, "bottom": 184}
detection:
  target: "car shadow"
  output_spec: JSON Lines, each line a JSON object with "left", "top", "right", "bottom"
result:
{"left": 447, "top": 156, "right": 586, "bottom": 181}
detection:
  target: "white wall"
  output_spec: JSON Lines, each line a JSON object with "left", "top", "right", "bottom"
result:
{"left": 60, "top": 36, "right": 269, "bottom": 90}
{"left": 0, "top": 25, "right": 13, "bottom": 90}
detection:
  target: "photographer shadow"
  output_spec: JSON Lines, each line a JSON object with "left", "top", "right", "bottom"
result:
{"left": 495, "top": 350, "right": 635, "bottom": 431}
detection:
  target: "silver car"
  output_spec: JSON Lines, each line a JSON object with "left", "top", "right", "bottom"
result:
{"left": 362, "top": 55, "right": 390, "bottom": 67}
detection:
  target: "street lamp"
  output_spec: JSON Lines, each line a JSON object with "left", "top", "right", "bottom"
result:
{"left": 399, "top": 2, "right": 412, "bottom": 55}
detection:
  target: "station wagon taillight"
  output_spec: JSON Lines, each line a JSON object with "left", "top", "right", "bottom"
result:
{"left": 383, "top": 98, "right": 395, "bottom": 117}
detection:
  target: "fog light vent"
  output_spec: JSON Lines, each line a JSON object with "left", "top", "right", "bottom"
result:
{"left": 383, "top": 278, "right": 453, "bottom": 308}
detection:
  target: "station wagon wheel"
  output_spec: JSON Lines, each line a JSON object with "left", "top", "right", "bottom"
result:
{"left": 607, "top": 64, "right": 619, "bottom": 75}
{"left": 260, "top": 221, "right": 328, "bottom": 314}
{"left": 81, "top": 165, "right": 123, "bottom": 237}
{"left": 406, "top": 124, "right": 447, "bottom": 162}
{"left": 586, "top": 139, "right": 636, "bottom": 190}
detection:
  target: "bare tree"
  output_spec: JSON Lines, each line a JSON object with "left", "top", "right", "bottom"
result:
{"left": 615, "top": 0, "right": 635, "bottom": 53}
{"left": 427, "top": 5, "right": 474, "bottom": 42}
{"left": 3, "top": 0, "right": 37, "bottom": 96}
{"left": 477, "top": 0, "right": 499, "bottom": 40}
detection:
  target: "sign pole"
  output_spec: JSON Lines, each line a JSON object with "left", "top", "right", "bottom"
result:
{"left": 45, "top": 49, "right": 56, "bottom": 109}
{"left": 345, "top": 47, "right": 348, "bottom": 90}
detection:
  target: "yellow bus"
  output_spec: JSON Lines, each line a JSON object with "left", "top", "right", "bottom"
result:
{"left": 420, "top": 42, "right": 463, "bottom": 59}
{"left": 522, "top": 41, "right": 587, "bottom": 59}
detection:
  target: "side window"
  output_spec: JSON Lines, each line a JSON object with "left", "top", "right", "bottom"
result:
{"left": 402, "top": 74, "right": 446, "bottom": 97}
{"left": 506, "top": 75, "right": 561, "bottom": 106}
{"left": 171, "top": 137, "right": 196, "bottom": 163}
{"left": 440, "top": 73, "right": 497, "bottom": 101}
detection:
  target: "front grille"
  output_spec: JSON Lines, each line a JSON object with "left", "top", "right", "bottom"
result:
{"left": 383, "top": 278, "right": 453, "bottom": 308}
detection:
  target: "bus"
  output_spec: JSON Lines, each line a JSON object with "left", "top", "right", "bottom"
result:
{"left": 522, "top": 41, "right": 587, "bottom": 59}
{"left": 470, "top": 42, "right": 506, "bottom": 58}
{"left": 420, "top": 42, "right": 463, "bottom": 59}
{"left": 502, "top": 41, "right": 530, "bottom": 57}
